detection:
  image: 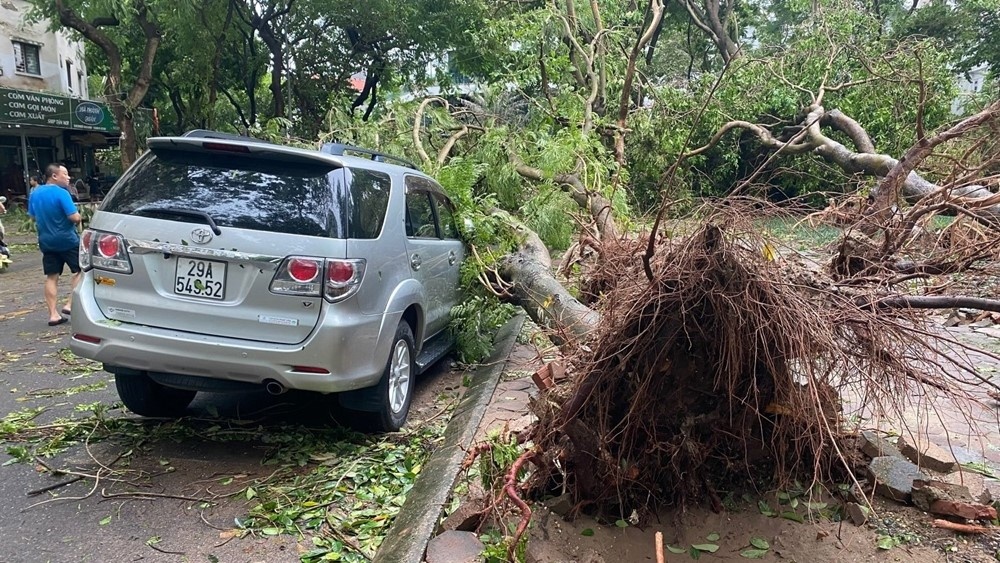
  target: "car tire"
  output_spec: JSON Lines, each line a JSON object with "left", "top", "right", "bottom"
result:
{"left": 369, "top": 322, "right": 416, "bottom": 432}
{"left": 115, "top": 371, "right": 197, "bottom": 417}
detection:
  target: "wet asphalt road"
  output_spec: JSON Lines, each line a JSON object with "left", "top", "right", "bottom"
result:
{"left": 0, "top": 237, "right": 460, "bottom": 563}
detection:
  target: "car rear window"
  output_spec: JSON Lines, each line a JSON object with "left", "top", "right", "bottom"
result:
{"left": 101, "top": 150, "right": 390, "bottom": 239}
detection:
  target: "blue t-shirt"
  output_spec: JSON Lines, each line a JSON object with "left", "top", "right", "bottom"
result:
{"left": 28, "top": 185, "right": 80, "bottom": 252}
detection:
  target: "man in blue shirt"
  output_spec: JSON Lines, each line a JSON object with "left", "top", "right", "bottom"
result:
{"left": 28, "top": 164, "right": 82, "bottom": 326}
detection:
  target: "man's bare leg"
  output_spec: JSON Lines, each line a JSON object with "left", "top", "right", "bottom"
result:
{"left": 62, "top": 271, "right": 80, "bottom": 313}
{"left": 45, "top": 274, "right": 61, "bottom": 323}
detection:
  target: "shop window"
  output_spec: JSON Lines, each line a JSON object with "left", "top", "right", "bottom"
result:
{"left": 13, "top": 41, "right": 42, "bottom": 76}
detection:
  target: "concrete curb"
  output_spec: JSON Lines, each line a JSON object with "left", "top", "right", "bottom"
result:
{"left": 374, "top": 313, "right": 525, "bottom": 563}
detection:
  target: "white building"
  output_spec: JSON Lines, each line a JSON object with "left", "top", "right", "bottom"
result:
{"left": 0, "top": 0, "right": 116, "bottom": 201}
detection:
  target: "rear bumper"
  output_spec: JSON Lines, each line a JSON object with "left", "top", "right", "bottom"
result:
{"left": 69, "top": 281, "right": 394, "bottom": 394}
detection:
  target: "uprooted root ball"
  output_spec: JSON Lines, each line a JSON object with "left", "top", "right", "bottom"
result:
{"left": 527, "top": 221, "right": 943, "bottom": 517}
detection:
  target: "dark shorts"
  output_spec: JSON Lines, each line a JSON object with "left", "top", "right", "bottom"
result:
{"left": 42, "top": 248, "right": 81, "bottom": 276}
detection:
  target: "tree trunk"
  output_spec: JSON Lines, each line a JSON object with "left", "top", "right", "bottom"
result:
{"left": 256, "top": 23, "right": 285, "bottom": 118}
{"left": 498, "top": 226, "right": 600, "bottom": 344}
{"left": 54, "top": 0, "right": 160, "bottom": 170}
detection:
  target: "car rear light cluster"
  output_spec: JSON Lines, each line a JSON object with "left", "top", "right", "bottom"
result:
{"left": 80, "top": 229, "right": 132, "bottom": 273}
{"left": 270, "top": 257, "right": 365, "bottom": 302}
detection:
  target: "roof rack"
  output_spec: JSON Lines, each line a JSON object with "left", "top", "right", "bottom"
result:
{"left": 182, "top": 129, "right": 273, "bottom": 144}
{"left": 322, "top": 143, "right": 418, "bottom": 170}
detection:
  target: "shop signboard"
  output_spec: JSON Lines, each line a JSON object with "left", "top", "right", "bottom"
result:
{"left": 0, "top": 87, "right": 118, "bottom": 133}
{"left": 71, "top": 99, "right": 117, "bottom": 132}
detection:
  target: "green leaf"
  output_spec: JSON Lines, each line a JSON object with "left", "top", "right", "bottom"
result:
{"left": 580, "top": 528, "right": 594, "bottom": 536}
{"left": 706, "top": 532, "right": 721, "bottom": 541}
{"left": 615, "top": 519, "right": 628, "bottom": 528}
{"left": 692, "top": 543, "right": 719, "bottom": 553}
{"left": 245, "top": 487, "right": 257, "bottom": 500}
{"left": 877, "top": 536, "right": 896, "bottom": 550}
{"left": 740, "top": 548, "right": 769, "bottom": 559}
{"left": 758, "top": 500, "right": 776, "bottom": 516}
{"left": 99, "top": 515, "right": 112, "bottom": 526}
{"left": 780, "top": 511, "right": 804, "bottom": 523}
{"left": 750, "top": 537, "right": 769, "bottom": 550}
{"left": 666, "top": 545, "right": 687, "bottom": 554}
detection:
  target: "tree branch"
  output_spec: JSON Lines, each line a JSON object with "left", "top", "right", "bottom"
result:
{"left": 870, "top": 99, "right": 1000, "bottom": 220}
{"left": 413, "top": 97, "right": 447, "bottom": 165}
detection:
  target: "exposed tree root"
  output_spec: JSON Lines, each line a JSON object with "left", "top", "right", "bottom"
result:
{"left": 504, "top": 448, "right": 538, "bottom": 560}
{"left": 931, "top": 519, "right": 991, "bottom": 534}
{"left": 474, "top": 212, "right": 993, "bottom": 528}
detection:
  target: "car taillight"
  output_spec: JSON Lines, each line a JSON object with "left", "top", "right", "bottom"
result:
{"left": 324, "top": 259, "right": 365, "bottom": 302}
{"left": 79, "top": 230, "right": 93, "bottom": 270}
{"left": 269, "top": 257, "right": 365, "bottom": 301}
{"left": 287, "top": 258, "right": 320, "bottom": 282}
{"left": 270, "top": 256, "right": 324, "bottom": 296}
{"left": 86, "top": 230, "right": 132, "bottom": 274}
{"left": 97, "top": 234, "right": 119, "bottom": 257}
{"left": 327, "top": 261, "right": 354, "bottom": 284}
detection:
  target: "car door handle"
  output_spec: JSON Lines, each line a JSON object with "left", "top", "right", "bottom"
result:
{"left": 448, "top": 250, "right": 457, "bottom": 265}
{"left": 410, "top": 254, "right": 421, "bottom": 270}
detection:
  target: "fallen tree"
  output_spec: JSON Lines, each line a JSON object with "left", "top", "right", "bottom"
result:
{"left": 394, "top": 2, "right": 1000, "bottom": 555}
{"left": 452, "top": 85, "right": 1000, "bottom": 562}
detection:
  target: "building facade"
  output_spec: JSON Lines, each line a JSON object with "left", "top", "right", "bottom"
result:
{"left": 0, "top": 0, "right": 117, "bottom": 201}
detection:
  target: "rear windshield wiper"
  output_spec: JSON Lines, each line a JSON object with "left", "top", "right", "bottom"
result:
{"left": 134, "top": 207, "right": 222, "bottom": 235}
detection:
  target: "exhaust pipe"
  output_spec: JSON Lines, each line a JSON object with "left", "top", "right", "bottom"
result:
{"left": 264, "top": 379, "right": 287, "bottom": 395}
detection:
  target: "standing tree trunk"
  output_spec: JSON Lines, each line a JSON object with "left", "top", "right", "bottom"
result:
{"left": 236, "top": 0, "right": 294, "bottom": 120}
{"left": 53, "top": 0, "right": 161, "bottom": 170}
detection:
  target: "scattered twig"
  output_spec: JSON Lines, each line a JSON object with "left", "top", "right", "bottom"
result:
{"left": 26, "top": 476, "right": 84, "bottom": 496}
{"left": 100, "top": 489, "right": 217, "bottom": 503}
{"left": 147, "top": 542, "right": 186, "bottom": 556}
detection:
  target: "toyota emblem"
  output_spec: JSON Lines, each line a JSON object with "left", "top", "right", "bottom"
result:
{"left": 191, "top": 227, "right": 214, "bottom": 244}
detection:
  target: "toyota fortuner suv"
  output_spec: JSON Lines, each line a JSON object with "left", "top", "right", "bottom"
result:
{"left": 70, "top": 130, "right": 465, "bottom": 431}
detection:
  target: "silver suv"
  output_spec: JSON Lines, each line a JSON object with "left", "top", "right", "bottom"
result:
{"left": 70, "top": 130, "right": 465, "bottom": 431}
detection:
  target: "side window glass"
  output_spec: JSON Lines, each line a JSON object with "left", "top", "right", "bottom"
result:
{"left": 346, "top": 168, "right": 390, "bottom": 239}
{"left": 434, "top": 195, "right": 459, "bottom": 239}
{"left": 406, "top": 190, "right": 437, "bottom": 238}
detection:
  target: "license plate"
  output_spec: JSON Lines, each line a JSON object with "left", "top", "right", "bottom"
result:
{"left": 174, "top": 257, "right": 226, "bottom": 300}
